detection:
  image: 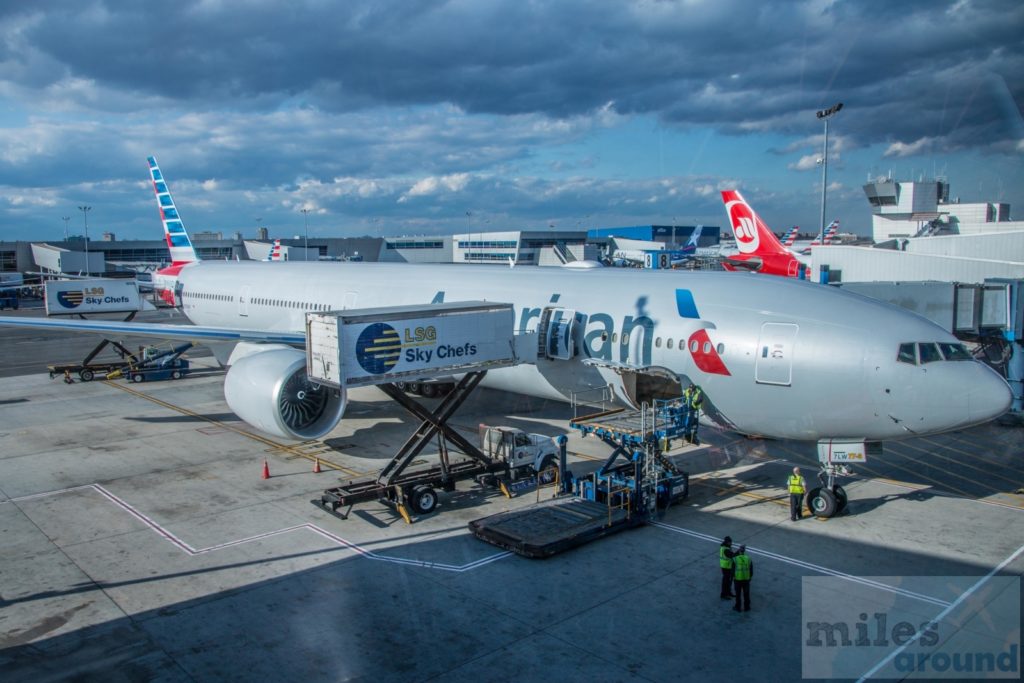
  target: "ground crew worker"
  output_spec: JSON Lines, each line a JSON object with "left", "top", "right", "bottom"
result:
{"left": 788, "top": 466, "right": 807, "bottom": 521}
{"left": 685, "top": 385, "right": 704, "bottom": 444}
{"left": 719, "top": 535, "right": 735, "bottom": 599}
{"left": 733, "top": 545, "right": 753, "bottom": 612}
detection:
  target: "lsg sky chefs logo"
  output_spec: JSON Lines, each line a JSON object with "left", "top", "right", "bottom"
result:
{"left": 802, "top": 576, "right": 1020, "bottom": 679}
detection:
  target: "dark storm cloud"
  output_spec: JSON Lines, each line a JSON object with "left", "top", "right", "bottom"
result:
{"left": 5, "top": 0, "right": 1021, "bottom": 151}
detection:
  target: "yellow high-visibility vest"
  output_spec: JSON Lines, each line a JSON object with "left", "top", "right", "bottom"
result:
{"left": 734, "top": 554, "right": 752, "bottom": 581}
{"left": 788, "top": 475, "right": 805, "bottom": 494}
{"left": 719, "top": 545, "right": 733, "bottom": 569}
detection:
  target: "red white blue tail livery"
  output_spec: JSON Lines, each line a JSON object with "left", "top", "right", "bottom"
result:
{"left": 149, "top": 156, "right": 198, "bottom": 305}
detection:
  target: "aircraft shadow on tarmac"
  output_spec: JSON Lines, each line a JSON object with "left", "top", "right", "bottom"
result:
{"left": 0, "top": 491, "right": 1009, "bottom": 683}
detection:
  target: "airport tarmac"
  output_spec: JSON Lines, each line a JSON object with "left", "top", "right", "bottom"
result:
{"left": 1, "top": 318, "right": 1022, "bottom": 681}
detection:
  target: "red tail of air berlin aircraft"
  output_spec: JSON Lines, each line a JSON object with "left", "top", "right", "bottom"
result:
{"left": 720, "top": 190, "right": 807, "bottom": 278}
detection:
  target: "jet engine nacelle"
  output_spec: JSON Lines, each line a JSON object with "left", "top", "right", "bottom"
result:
{"left": 224, "top": 343, "right": 346, "bottom": 440}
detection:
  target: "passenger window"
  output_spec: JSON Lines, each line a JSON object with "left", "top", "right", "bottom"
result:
{"left": 611, "top": 333, "right": 617, "bottom": 343}
{"left": 918, "top": 342, "right": 942, "bottom": 364}
{"left": 717, "top": 343, "right": 725, "bottom": 354}
{"left": 621, "top": 333, "right": 629, "bottom": 345}
{"left": 897, "top": 343, "right": 917, "bottom": 364}
{"left": 601, "top": 332, "right": 608, "bottom": 341}
{"left": 655, "top": 337, "right": 662, "bottom": 348}
{"left": 689, "top": 340, "right": 699, "bottom": 353}
{"left": 703, "top": 341, "right": 711, "bottom": 354}
{"left": 939, "top": 342, "right": 971, "bottom": 361}
{"left": 666, "top": 338, "right": 673, "bottom": 349}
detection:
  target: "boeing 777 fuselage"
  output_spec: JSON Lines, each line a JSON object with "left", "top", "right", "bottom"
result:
{"left": 171, "top": 260, "right": 1009, "bottom": 442}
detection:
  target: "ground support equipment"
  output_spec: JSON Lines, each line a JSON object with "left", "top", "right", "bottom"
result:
{"left": 470, "top": 401, "right": 689, "bottom": 558}
{"left": 313, "top": 371, "right": 510, "bottom": 523}
{"left": 47, "top": 312, "right": 142, "bottom": 382}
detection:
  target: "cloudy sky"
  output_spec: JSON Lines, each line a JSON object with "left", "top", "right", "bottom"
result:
{"left": 0, "top": 0, "right": 1021, "bottom": 242}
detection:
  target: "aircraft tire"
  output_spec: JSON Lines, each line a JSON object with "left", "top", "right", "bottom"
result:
{"left": 833, "top": 485, "right": 848, "bottom": 513}
{"left": 410, "top": 485, "right": 438, "bottom": 515}
{"left": 79, "top": 369, "right": 94, "bottom": 382}
{"left": 807, "top": 487, "right": 837, "bottom": 518}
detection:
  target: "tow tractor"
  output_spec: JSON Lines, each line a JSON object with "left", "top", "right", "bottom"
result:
{"left": 479, "top": 425, "right": 561, "bottom": 486}
{"left": 469, "top": 398, "right": 691, "bottom": 558}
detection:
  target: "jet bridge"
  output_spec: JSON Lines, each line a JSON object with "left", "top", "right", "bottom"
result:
{"left": 306, "top": 301, "right": 538, "bottom": 522}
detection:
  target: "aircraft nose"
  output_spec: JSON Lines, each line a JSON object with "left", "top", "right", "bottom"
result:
{"left": 967, "top": 365, "right": 1013, "bottom": 424}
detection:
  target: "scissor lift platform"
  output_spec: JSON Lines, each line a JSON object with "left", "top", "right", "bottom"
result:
{"left": 468, "top": 497, "right": 640, "bottom": 559}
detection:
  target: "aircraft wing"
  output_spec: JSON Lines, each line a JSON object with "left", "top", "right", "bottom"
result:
{"left": 0, "top": 315, "right": 305, "bottom": 346}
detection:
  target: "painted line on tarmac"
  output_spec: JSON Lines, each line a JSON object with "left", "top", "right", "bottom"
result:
{"left": 653, "top": 521, "right": 951, "bottom": 608}
{"left": 856, "top": 539, "right": 1024, "bottom": 682}
{"left": 105, "top": 380, "right": 363, "bottom": 477}
{"left": 4, "top": 483, "right": 512, "bottom": 573}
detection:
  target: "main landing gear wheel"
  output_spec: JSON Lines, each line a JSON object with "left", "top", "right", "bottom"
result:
{"left": 807, "top": 487, "right": 838, "bottom": 518}
{"left": 410, "top": 485, "right": 438, "bottom": 515}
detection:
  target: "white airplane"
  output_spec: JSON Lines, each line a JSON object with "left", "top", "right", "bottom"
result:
{"left": 609, "top": 227, "right": 703, "bottom": 267}
{"left": 0, "top": 160, "right": 1012, "bottom": 517}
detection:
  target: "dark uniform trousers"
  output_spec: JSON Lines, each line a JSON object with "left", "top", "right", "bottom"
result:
{"left": 734, "top": 580, "right": 751, "bottom": 611}
{"left": 720, "top": 567, "right": 734, "bottom": 598}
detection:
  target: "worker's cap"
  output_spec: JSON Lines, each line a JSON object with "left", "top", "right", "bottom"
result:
{"left": 738, "top": 545, "right": 746, "bottom": 553}
{"left": 724, "top": 536, "right": 732, "bottom": 544}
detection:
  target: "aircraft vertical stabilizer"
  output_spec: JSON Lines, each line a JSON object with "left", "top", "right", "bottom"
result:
{"left": 148, "top": 156, "right": 198, "bottom": 266}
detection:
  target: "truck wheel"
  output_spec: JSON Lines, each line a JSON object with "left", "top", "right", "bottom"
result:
{"left": 419, "top": 383, "right": 438, "bottom": 398}
{"left": 171, "top": 370, "right": 182, "bottom": 380}
{"left": 131, "top": 373, "right": 144, "bottom": 383}
{"left": 411, "top": 486, "right": 438, "bottom": 515}
{"left": 406, "top": 382, "right": 421, "bottom": 395}
{"left": 807, "top": 487, "right": 837, "bottom": 518}
{"left": 79, "top": 369, "right": 95, "bottom": 382}
{"left": 537, "top": 456, "right": 557, "bottom": 485}
{"left": 833, "top": 485, "right": 848, "bottom": 513}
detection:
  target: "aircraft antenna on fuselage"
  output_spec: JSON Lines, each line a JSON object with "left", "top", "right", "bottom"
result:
{"left": 148, "top": 156, "right": 198, "bottom": 265}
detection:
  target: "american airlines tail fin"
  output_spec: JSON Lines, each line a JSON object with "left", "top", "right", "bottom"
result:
{"left": 720, "top": 190, "right": 791, "bottom": 258}
{"left": 265, "top": 239, "right": 283, "bottom": 261}
{"left": 810, "top": 220, "right": 840, "bottom": 246}
{"left": 148, "top": 156, "right": 198, "bottom": 266}
{"left": 780, "top": 226, "right": 799, "bottom": 247}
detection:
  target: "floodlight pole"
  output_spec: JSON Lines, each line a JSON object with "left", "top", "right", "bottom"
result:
{"left": 300, "top": 208, "right": 310, "bottom": 260}
{"left": 816, "top": 102, "right": 843, "bottom": 245}
{"left": 78, "top": 205, "right": 91, "bottom": 273}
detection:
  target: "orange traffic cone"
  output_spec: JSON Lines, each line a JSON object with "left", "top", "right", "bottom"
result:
{"left": 313, "top": 457, "right": 322, "bottom": 474}
{"left": 261, "top": 459, "right": 271, "bottom": 479}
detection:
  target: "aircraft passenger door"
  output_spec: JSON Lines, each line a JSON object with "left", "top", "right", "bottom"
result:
{"left": 239, "top": 285, "right": 250, "bottom": 317}
{"left": 755, "top": 322, "right": 798, "bottom": 386}
{"left": 539, "top": 307, "right": 578, "bottom": 360}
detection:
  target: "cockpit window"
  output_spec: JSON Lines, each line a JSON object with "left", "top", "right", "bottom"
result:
{"left": 918, "top": 342, "right": 942, "bottom": 364}
{"left": 938, "top": 342, "right": 972, "bottom": 361}
{"left": 897, "top": 343, "right": 917, "bottom": 365}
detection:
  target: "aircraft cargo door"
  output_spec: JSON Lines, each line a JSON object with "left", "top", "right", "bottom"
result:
{"left": 755, "top": 322, "right": 798, "bottom": 386}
